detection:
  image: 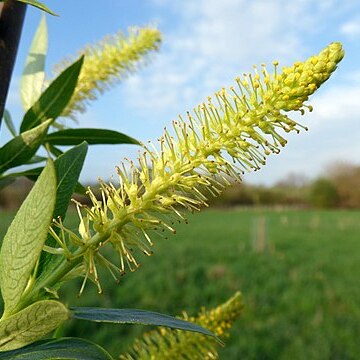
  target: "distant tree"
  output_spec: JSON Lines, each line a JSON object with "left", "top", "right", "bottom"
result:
{"left": 208, "top": 182, "right": 255, "bottom": 207}
{"left": 309, "top": 178, "right": 339, "bottom": 208}
{"left": 326, "top": 161, "right": 360, "bottom": 208}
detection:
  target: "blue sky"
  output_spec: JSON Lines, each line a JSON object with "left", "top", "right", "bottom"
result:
{"left": 4, "top": 0, "right": 360, "bottom": 185}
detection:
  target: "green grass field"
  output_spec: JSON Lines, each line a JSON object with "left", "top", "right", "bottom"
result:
{"left": 1, "top": 208, "right": 360, "bottom": 359}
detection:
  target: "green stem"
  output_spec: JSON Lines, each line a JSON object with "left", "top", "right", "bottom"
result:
{"left": 13, "top": 256, "right": 82, "bottom": 313}
{"left": 16, "top": 218, "right": 124, "bottom": 311}
{"left": 14, "top": 146, "right": 220, "bottom": 313}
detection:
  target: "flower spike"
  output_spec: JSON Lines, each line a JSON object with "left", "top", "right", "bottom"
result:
{"left": 120, "top": 291, "right": 244, "bottom": 359}
{"left": 59, "top": 43, "right": 344, "bottom": 292}
{"left": 53, "top": 27, "right": 161, "bottom": 119}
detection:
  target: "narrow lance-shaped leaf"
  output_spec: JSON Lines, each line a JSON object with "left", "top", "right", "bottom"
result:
{"left": 0, "top": 159, "right": 86, "bottom": 197}
{"left": 15, "top": 0, "right": 58, "bottom": 16}
{"left": 0, "top": 337, "right": 113, "bottom": 360}
{"left": 21, "top": 14, "right": 48, "bottom": 112}
{"left": 0, "top": 163, "right": 52, "bottom": 183}
{"left": 120, "top": 292, "right": 244, "bottom": 360}
{"left": 0, "top": 144, "right": 88, "bottom": 270}
{"left": 70, "top": 307, "right": 222, "bottom": 344}
{"left": 0, "top": 167, "right": 43, "bottom": 180}
{"left": 0, "top": 120, "right": 51, "bottom": 174}
{"left": 20, "top": 56, "right": 84, "bottom": 133}
{"left": 45, "top": 128, "right": 140, "bottom": 146}
{"left": 37, "top": 142, "right": 88, "bottom": 280}
{"left": 52, "top": 142, "right": 88, "bottom": 219}
{"left": 0, "top": 161, "right": 56, "bottom": 316}
{"left": 0, "top": 300, "right": 69, "bottom": 352}
{"left": 25, "top": 155, "right": 48, "bottom": 165}
{"left": 46, "top": 144, "right": 87, "bottom": 194}
{"left": 47, "top": 144, "right": 63, "bottom": 157}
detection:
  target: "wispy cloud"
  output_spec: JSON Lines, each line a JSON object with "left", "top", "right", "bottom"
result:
{"left": 314, "top": 83, "right": 360, "bottom": 123}
{"left": 120, "top": 0, "right": 354, "bottom": 117}
{"left": 340, "top": 14, "right": 360, "bottom": 37}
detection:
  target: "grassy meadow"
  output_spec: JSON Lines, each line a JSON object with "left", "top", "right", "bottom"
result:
{"left": 1, "top": 208, "right": 360, "bottom": 359}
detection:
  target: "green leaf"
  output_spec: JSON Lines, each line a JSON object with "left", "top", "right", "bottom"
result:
{"left": 0, "top": 144, "right": 87, "bottom": 204}
{"left": 0, "top": 120, "right": 51, "bottom": 175}
{"left": 0, "top": 168, "right": 85, "bottom": 196}
{"left": 74, "top": 181, "right": 87, "bottom": 194}
{"left": 0, "top": 300, "right": 69, "bottom": 352}
{"left": 53, "top": 142, "right": 88, "bottom": 218}
{"left": 47, "top": 144, "right": 63, "bottom": 157}
{"left": 70, "top": 308, "right": 222, "bottom": 343}
{"left": 16, "top": 0, "right": 58, "bottom": 16}
{"left": 37, "top": 142, "right": 88, "bottom": 279}
{"left": 20, "top": 56, "right": 84, "bottom": 133}
{"left": 0, "top": 167, "right": 43, "bottom": 181}
{"left": 45, "top": 128, "right": 140, "bottom": 146}
{"left": 46, "top": 144, "right": 87, "bottom": 194}
{"left": 20, "top": 14, "right": 48, "bottom": 112}
{"left": 0, "top": 161, "right": 56, "bottom": 316}
{"left": 0, "top": 337, "right": 113, "bottom": 359}
{"left": 25, "top": 155, "right": 47, "bottom": 165}
{"left": 2, "top": 109, "right": 17, "bottom": 137}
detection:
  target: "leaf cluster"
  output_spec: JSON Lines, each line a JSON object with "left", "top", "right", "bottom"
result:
{"left": 0, "top": 10, "right": 223, "bottom": 359}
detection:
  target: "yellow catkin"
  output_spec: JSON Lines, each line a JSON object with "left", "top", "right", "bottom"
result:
{"left": 119, "top": 292, "right": 244, "bottom": 360}
{"left": 55, "top": 43, "right": 343, "bottom": 289}
{"left": 53, "top": 27, "right": 161, "bottom": 119}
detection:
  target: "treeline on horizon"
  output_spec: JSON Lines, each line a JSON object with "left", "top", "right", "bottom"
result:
{"left": 210, "top": 161, "right": 360, "bottom": 209}
{"left": 1, "top": 161, "right": 359, "bottom": 211}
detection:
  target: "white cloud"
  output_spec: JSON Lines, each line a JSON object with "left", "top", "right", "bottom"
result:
{"left": 121, "top": 0, "right": 354, "bottom": 119}
{"left": 122, "top": 1, "right": 307, "bottom": 116}
{"left": 314, "top": 83, "right": 360, "bottom": 123}
{"left": 340, "top": 15, "right": 360, "bottom": 37}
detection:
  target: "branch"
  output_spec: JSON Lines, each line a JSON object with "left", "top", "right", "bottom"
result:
{"left": 0, "top": 0, "right": 27, "bottom": 125}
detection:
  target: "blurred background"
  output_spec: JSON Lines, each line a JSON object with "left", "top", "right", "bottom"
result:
{"left": 1, "top": 1, "right": 360, "bottom": 359}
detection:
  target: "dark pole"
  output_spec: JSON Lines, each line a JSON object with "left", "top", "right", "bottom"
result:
{"left": 0, "top": 0, "right": 27, "bottom": 126}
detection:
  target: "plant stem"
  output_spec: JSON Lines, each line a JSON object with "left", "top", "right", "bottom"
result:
{"left": 13, "top": 256, "right": 82, "bottom": 314}
{"left": 16, "top": 223, "right": 119, "bottom": 312}
{"left": 0, "top": 0, "right": 27, "bottom": 124}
